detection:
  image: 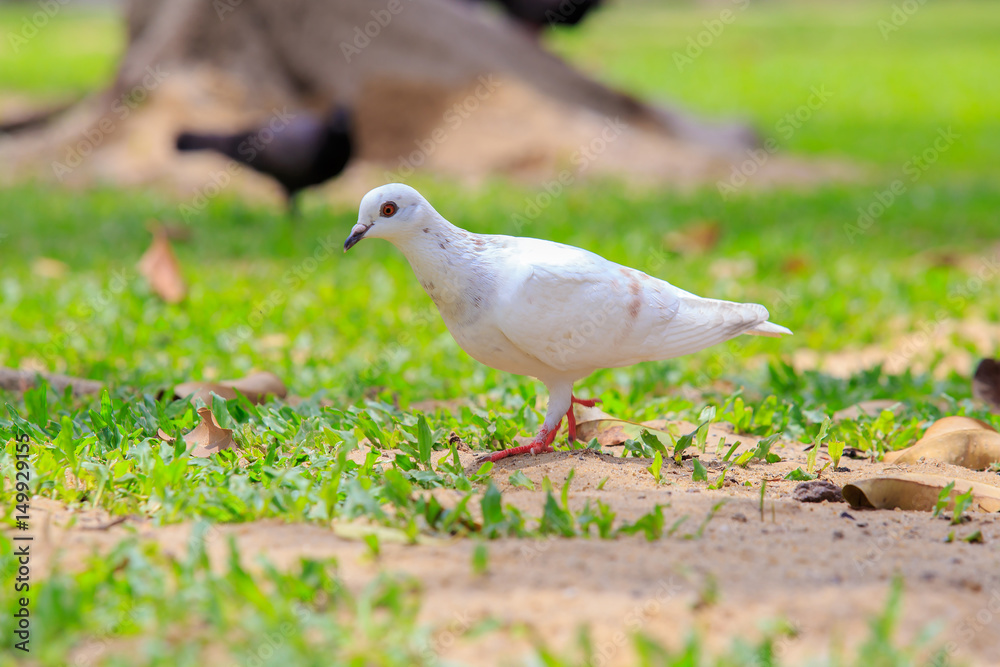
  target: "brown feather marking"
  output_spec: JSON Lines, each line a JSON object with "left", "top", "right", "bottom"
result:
{"left": 627, "top": 275, "right": 642, "bottom": 319}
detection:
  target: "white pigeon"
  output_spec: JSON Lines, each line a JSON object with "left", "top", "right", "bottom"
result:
{"left": 344, "top": 184, "right": 792, "bottom": 462}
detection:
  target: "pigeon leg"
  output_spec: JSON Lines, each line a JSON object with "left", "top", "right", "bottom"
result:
{"left": 286, "top": 192, "right": 301, "bottom": 219}
{"left": 565, "top": 395, "right": 602, "bottom": 441}
{"left": 482, "top": 426, "right": 559, "bottom": 463}
{"left": 481, "top": 382, "right": 573, "bottom": 464}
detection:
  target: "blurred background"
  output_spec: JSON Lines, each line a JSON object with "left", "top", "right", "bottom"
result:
{"left": 0, "top": 0, "right": 997, "bottom": 406}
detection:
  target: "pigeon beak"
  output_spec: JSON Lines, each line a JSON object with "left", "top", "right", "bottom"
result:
{"left": 343, "top": 222, "right": 371, "bottom": 252}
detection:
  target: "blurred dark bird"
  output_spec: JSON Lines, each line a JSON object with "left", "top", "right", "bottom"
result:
{"left": 973, "top": 358, "right": 1000, "bottom": 412}
{"left": 484, "top": 0, "right": 603, "bottom": 34}
{"left": 175, "top": 107, "right": 353, "bottom": 215}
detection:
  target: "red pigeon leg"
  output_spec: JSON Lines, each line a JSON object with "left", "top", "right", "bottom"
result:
{"left": 483, "top": 423, "right": 560, "bottom": 463}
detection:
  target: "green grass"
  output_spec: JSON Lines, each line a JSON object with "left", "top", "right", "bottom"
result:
{"left": 549, "top": 0, "right": 1000, "bottom": 176}
{"left": 1, "top": 1, "right": 998, "bottom": 664}
{"left": 0, "top": 7, "right": 122, "bottom": 96}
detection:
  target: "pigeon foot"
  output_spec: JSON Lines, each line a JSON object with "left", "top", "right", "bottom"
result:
{"left": 480, "top": 427, "right": 557, "bottom": 464}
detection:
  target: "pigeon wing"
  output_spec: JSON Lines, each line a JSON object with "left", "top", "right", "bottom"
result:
{"left": 492, "top": 240, "right": 772, "bottom": 373}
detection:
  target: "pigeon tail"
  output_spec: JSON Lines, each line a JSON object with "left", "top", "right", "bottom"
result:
{"left": 744, "top": 321, "right": 793, "bottom": 337}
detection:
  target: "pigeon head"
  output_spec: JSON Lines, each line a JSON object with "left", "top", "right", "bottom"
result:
{"left": 344, "top": 183, "right": 432, "bottom": 251}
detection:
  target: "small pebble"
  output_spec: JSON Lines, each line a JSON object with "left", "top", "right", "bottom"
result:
{"left": 792, "top": 480, "right": 844, "bottom": 503}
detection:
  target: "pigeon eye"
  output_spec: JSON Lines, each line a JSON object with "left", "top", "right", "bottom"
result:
{"left": 380, "top": 201, "right": 398, "bottom": 217}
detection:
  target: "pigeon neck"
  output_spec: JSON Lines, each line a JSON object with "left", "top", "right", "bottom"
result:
{"left": 398, "top": 217, "right": 472, "bottom": 276}
{"left": 396, "top": 218, "right": 493, "bottom": 325}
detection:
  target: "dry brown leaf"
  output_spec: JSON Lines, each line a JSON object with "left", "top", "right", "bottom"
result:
{"left": 663, "top": 220, "right": 722, "bottom": 254}
{"left": 780, "top": 255, "right": 810, "bottom": 275}
{"left": 157, "top": 406, "right": 237, "bottom": 457}
{"left": 160, "top": 222, "right": 192, "bottom": 242}
{"left": 973, "top": 358, "right": 1000, "bottom": 413}
{"left": 174, "top": 371, "right": 288, "bottom": 405}
{"left": 573, "top": 404, "right": 677, "bottom": 447}
{"left": 32, "top": 257, "right": 69, "bottom": 279}
{"left": 923, "top": 415, "right": 995, "bottom": 439}
{"left": 832, "top": 400, "right": 904, "bottom": 422}
{"left": 137, "top": 225, "right": 186, "bottom": 303}
{"left": 882, "top": 416, "right": 1000, "bottom": 470}
{"left": 889, "top": 430, "right": 1000, "bottom": 470}
{"left": 842, "top": 473, "right": 1000, "bottom": 513}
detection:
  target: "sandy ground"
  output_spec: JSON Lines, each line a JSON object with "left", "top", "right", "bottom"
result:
{"left": 23, "top": 418, "right": 1000, "bottom": 666}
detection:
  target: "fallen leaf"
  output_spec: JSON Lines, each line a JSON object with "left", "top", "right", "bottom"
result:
{"left": 663, "top": 220, "right": 722, "bottom": 254}
{"left": 573, "top": 404, "right": 677, "bottom": 447}
{"left": 137, "top": 225, "right": 186, "bottom": 303}
{"left": 157, "top": 406, "right": 237, "bottom": 457}
{"left": 174, "top": 371, "right": 287, "bottom": 405}
{"left": 0, "top": 367, "right": 103, "bottom": 396}
{"left": 780, "top": 255, "right": 810, "bottom": 275}
{"left": 922, "top": 249, "right": 964, "bottom": 268}
{"left": 159, "top": 221, "right": 192, "bottom": 242}
{"left": 843, "top": 473, "right": 1000, "bottom": 513}
{"left": 832, "top": 400, "right": 904, "bottom": 422}
{"left": 973, "top": 358, "right": 1000, "bottom": 412}
{"left": 923, "top": 415, "right": 995, "bottom": 439}
{"left": 883, "top": 424, "right": 1000, "bottom": 470}
{"left": 32, "top": 257, "right": 69, "bottom": 279}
